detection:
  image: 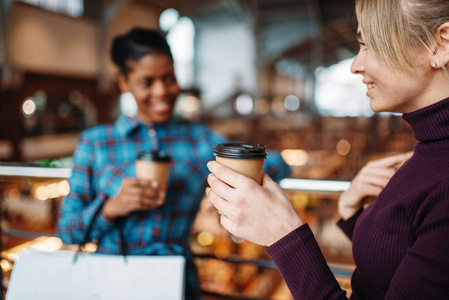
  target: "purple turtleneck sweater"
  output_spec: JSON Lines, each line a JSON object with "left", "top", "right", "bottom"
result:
{"left": 266, "top": 97, "right": 449, "bottom": 299}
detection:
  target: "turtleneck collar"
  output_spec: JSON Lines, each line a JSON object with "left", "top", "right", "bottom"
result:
{"left": 402, "top": 97, "right": 449, "bottom": 142}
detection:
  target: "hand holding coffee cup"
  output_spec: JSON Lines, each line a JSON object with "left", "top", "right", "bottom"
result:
{"left": 104, "top": 152, "right": 170, "bottom": 218}
{"left": 103, "top": 177, "right": 167, "bottom": 219}
{"left": 207, "top": 143, "right": 302, "bottom": 246}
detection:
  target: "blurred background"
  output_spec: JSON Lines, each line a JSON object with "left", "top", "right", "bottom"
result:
{"left": 0, "top": 0, "right": 416, "bottom": 299}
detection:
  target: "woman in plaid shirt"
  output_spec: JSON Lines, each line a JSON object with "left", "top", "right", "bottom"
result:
{"left": 56, "top": 28, "right": 290, "bottom": 299}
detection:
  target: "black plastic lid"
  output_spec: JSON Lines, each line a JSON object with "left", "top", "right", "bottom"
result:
{"left": 213, "top": 143, "right": 267, "bottom": 159}
{"left": 137, "top": 151, "right": 171, "bottom": 162}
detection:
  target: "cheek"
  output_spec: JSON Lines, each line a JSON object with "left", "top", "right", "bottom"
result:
{"left": 132, "top": 90, "right": 151, "bottom": 105}
{"left": 166, "top": 87, "right": 180, "bottom": 102}
{"left": 364, "top": 59, "right": 382, "bottom": 75}
{"left": 169, "top": 84, "right": 180, "bottom": 95}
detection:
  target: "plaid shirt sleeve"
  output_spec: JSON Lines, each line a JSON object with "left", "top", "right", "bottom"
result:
{"left": 56, "top": 130, "right": 115, "bottom": 246}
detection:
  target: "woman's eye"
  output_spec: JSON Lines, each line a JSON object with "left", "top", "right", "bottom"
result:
{"left": 141, "top": 79, "right": 153, "bottom": 87}
{"left": 359, "top": 42, "right": 368, "bottom": 51}
{"left": 164, "top": 76, "right": 176, "bottom": 84}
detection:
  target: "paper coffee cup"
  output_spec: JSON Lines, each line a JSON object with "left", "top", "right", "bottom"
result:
{"left": 213, "top": 143, "right": 267, "bottom": 184}
{"left": 136, "top": 151, "right": 171, "bottom": 192}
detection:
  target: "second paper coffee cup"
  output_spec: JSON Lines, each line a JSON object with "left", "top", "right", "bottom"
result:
{"left": 136, "top": 151, "right": 171, "bottom": 193}
{"left": 213, "top": 143, "right": 267, "bottom": 184}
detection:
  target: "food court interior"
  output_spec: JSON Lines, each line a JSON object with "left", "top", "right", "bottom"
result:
{"left": 0, "top": 0, "right": 416, "bottom": 299}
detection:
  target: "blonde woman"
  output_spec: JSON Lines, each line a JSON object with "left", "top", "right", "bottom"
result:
{"left": 207, "top": 0, "right": 449, "bottom": 298}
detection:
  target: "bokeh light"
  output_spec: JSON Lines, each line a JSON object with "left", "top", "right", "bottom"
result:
{"left": 254, "top": 99, "right": 270, "bottom": 116}
{"left": 22, "top": 98, "right": 36, "bottom": 116}
{"left": 235, "top": 93, "right": 253, "bottom": 116}
{"left": 197, "top": 231, "right": 214, "bottom": 246}
{"left": 281, "top": 149, "right": 309, "bottom": 166}
{"left": 159, "top": 8, "right": 179, "bottom": 32}
{"left": 336, "top": 139, "right": 351, "bottom": 156}
{"left": 284, "top": 95, "right": 300, "bottom": 111}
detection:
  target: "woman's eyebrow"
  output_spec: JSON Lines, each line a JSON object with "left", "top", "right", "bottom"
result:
{"left": 357, "top": 31, "right": 363, "bottom": 42}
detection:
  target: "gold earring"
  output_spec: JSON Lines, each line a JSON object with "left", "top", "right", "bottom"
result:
{"left": 431, "top": 61, "right": 437, "bottom": 68}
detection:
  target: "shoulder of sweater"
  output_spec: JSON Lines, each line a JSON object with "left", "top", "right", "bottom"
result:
{"left": 413, "top": 172, "right": 449, "bottom": 215}
{"left": 412, "top": 172, "right": 449, "bottom": 225}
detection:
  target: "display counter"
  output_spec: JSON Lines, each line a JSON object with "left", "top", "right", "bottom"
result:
{"left": 0, "top": 162, "right": 354, "bottom": 299}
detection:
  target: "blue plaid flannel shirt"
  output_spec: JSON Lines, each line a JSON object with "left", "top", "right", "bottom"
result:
{"left": 56, "top": 114, "right": 290, "bottom": 297}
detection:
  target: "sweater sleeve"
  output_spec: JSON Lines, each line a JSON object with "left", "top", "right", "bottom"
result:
{"left": 265, "top": 223, "right": 348, "bottom": 300}
{"left": 337, "top": 208, "right": 363, "bottom": 241}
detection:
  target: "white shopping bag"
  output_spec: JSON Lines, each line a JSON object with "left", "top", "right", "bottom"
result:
{"left": 6, "top": 249, "right": 185, "bottom": 300}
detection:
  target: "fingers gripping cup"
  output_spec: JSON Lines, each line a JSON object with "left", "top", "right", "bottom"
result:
{"left": 136, "top": 151, "right": 171, "bottom": 193}
{"left": 213, "top": 143, "right": 267, "bottom": 184}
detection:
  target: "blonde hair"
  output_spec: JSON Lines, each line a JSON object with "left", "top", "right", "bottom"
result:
{"left": 355, "top": 0, "right": 449, "bottom": 74}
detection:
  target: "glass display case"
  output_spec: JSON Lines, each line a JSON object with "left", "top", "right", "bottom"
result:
{"left": 0, "top": 161, "right": 354, "bottom": 300}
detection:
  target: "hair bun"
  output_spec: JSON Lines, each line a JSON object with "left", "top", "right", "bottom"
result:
{"left": 110, "top": 28, "right": 173, "bottom": 75}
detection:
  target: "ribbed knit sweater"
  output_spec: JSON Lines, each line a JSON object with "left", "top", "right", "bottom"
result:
{"left": 266, "top": 97, "right": 449, "bottom": 299}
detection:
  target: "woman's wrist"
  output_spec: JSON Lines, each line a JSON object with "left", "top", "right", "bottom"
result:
{"left": 338, "top": 202, "right": 361, "bottom": 220}
{"left": 270, "top": 214, "right": 303, "bottom": 246}
{"left": 102, "top": 197, "right": 119, "bottom": 220}
{"left": 338, "top": 190, "right": 362, "bottom": 220}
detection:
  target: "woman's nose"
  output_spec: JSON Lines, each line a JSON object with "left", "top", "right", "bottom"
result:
{"left": 350, "top": 51, "right": 364, "bottom": 74}
{"left": 152, "top": 79, "right": 168, "bottom": 96}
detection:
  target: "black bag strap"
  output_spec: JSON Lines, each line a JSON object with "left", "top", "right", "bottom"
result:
{"left": 115, "top": 217, "right": 128, "bottom": 257}
{"left": 79, "top": 200, "right": 105, "bottom": 250}
{"left": 73, "top": 201, "right": 128, "bottom": 263}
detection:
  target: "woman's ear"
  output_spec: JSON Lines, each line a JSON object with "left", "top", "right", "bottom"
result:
{"left": 117, "top": 73, "right": 129, "bottom": 93}
{"left": 433, "top": 22, "right": 449, "bottom": 67}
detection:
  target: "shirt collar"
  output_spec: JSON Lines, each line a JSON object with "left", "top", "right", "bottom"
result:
{"left": 114, "top": 114, "right": 177, "bottom": 137}
{"left": 114, "top": 115, "right": 141, "bottom": 137}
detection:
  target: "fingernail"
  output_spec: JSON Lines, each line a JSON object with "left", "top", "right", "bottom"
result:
{"left": 151, "top": 181, "right": 159, "bottom": 188}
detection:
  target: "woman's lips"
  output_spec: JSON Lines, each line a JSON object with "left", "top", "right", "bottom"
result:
{"left": 365, "top": 82, "right": 376, "bottom": 97}
{"left": 152, "top": 102, "right": 171, "bottom": 113}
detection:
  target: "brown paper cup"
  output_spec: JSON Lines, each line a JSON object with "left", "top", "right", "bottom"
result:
{"left": 136, "top": 151, "right": 171, "bottom": 194}
{"left": 213, "top": 143, "right": 267, "bottom": 185}
{"left": 215, "top": 156, "right": 265, "bottom": 184}
{"left": 136, "top": 160, "right": 171, "bottom": 192}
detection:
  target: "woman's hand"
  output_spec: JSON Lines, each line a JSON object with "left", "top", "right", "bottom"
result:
{"left": 103, "top": 178, "right": 165, "bottom": 219}
{"left": 207, "top": 161, "right": 303, "bottom": 247}
{"left": 338, "top": 152, "right": 413, "bottom": 220}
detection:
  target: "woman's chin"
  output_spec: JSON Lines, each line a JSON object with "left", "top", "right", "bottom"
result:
{"left": 136, "top": 113, "right": 171, "bottom": 124}
{"left": 151, "top": 112, "right": 172, "bottom": 123}
{"left": 369, "top": 100, "right": 384, "bottom": 113}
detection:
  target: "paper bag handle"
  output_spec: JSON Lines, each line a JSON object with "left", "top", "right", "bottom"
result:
{"left": 75, "top": 201, "right": 128, "bottom": 262}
